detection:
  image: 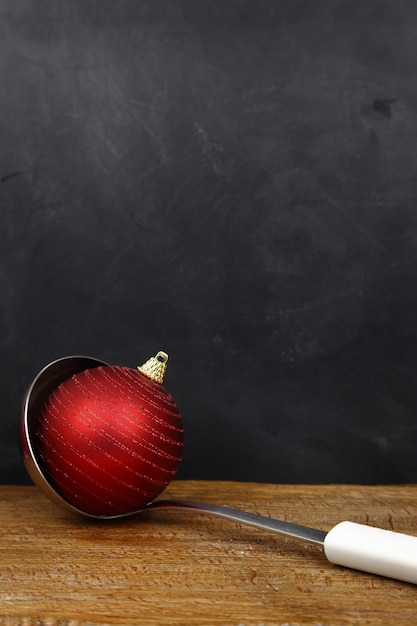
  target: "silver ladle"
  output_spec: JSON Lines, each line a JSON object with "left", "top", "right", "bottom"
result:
{"left": 20, "top": 355, "right": 417, "bottom": 585}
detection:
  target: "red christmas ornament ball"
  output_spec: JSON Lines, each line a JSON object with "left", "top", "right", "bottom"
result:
{"left": 34, "top": 356, "right": 184, "bottom": 517}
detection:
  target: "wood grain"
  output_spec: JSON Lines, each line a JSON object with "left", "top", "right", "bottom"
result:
{"left": 1, "top": 481, "right": 417, "bottom": 625}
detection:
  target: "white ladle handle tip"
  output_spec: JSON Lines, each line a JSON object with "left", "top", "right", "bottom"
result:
{"left": 324, "top": 521, "right": 417, "bottom": 584}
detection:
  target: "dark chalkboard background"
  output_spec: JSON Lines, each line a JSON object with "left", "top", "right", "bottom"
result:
{"left": 2, "top": 0, "right": 417, "bottom": 486}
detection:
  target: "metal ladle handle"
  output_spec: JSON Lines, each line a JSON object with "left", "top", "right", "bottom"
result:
{"left": 147, "top": 499, "right": 417, "bottom": 585}
{"left": 147, "top": 499, "right": 326, "bottom": 544}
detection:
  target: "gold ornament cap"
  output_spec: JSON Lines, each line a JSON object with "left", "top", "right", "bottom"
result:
{"left": 137, "top": 351, "right": 168, "bottom": 384}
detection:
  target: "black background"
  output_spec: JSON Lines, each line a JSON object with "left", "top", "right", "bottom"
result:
{"left": 2, "top": 0, "right": 417, "bottom": 486}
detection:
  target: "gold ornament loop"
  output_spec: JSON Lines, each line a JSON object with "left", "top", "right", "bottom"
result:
{"left": 137, "top": 351, "right": 168, "bottom": 384}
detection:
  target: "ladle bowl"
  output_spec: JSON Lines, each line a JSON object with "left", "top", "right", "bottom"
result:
{"left": 21, "top": 355, "right": 109, "bottom": 515}
{"left": 20, "top": 355, "right": 417, "bottom": 585}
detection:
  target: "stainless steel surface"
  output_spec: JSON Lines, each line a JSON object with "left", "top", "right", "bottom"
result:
{"left": 148, "top": 499, "right": 327, "bottom": 545}
{"left": 21, "top": 355, "right": 327, "bottom": 546}
{"left": 20, "top": 355, "right": 108, "bottom": 515}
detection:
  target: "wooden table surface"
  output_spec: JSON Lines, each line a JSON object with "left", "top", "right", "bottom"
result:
{"left": 1, "top": 481, "right": 417, "bottom": 625}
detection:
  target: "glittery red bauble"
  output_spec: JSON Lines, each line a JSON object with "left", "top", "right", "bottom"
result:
{"left": 34, "top": 365, "right": 184, "bottom": 517}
